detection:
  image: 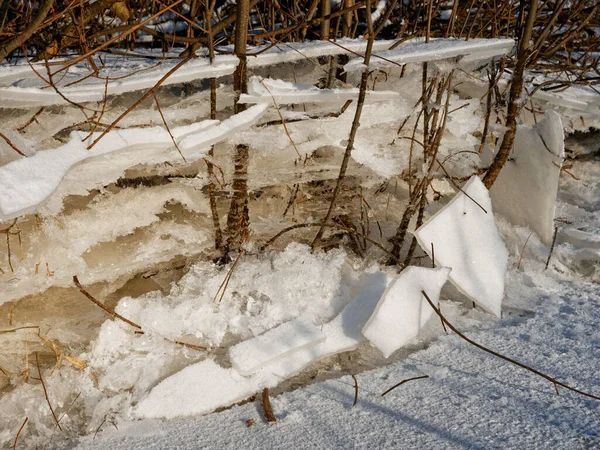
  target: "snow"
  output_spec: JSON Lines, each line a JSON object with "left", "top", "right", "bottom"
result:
{"left": 135, "top": 269, "right": 388, "bottom": 420}
{"left": 362, "top": 266, "right": 451, "bottom": 358}
{"left": 0, "top": 104, "right": 268, "bottom": 221}
{"left": 238, "top": 76, "right": 400, "bottom": 105}
{"left": 490, "top": 111, "right": 565, "bottom": 245}
{"left": 229, "top": 318, "right": 326, "bottom": 375}
{"left": 344, "top": 38, "right": 515, "bottom": 73}
{"left": 414, "top": 176, "right": 509, "bottom": 317}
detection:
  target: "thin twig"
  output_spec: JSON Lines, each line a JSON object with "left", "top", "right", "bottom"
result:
{"left": 13, "top": 417, "right": 28, "bottom": 450}
{"left": 36, "top": 353, "right": 63, "bottom": 431}
{"left": 381, "top": 375, "right": 429, "bottom": 396}
{"left": 544, "top": 226, "right": 559, "bottom": 271}
{"left": 351, "top": 374, "right": 359, "bottom": 407}
{"left": 73, "top": 276, "right": 142, "bottom": 329}
{"left": 261, "top": 388, "right": 277, "bottom": 423}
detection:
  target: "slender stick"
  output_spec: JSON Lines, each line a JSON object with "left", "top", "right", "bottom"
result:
{"left": 13, "top": 417, "right": 28, "bottom": 450}
{"left": 36, "top": 353, "right": 63, "bottom": 431}
{"left": 381, "top": 375, "right": 429, "bottom": 397}
{"left": 73, "top": 276, "right": 142, "bottom": 329}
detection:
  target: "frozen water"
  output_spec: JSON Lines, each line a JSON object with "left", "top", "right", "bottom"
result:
{"left": 414, "top": 176, "right": 508, "bottom": 317}
{"left": 490, "top": 110, "right": 565, "bottom": 244}
{"left": 344, "top": 38, "right": 514, "bottom": 73}
{"left": 362, "top": 266, "right": 451, "bottom": 358}
{"left": 229, "top": 317, "right": 326, "bottom": 375}
{"left": 239, "top": 76, "right": 400, "bottom": 105}
{"left": 136, "top": 271, "right": 388, "bottom": 419}
{"left": 0, "top": 104, "right": 268, "bottom": 220}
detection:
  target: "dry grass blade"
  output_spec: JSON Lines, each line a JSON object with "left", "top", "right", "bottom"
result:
{"left": 73, "top": 276, "right": 142, "bottom": 329}
{"left": 381, "top": 375, "right": 430, "bottom": 397}
{"left": 13, "top": 417, "right": 28, "bottom": 450}
{"left": 421, "top": 290, "right": 600, "bottom": 401}
{"left": 36, "top": 353, "right": 63, "bottom": 431}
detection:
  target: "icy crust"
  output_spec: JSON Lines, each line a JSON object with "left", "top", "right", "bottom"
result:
{"left": 238, "top": 76, "right": 401, "bottom": 105}
{"left": 0, "top": 104, "right": 268, "bottom": 221}
{"left": 490, "top": 111, "right": 564, "bottom": 245}
{"left": 136, "top": 270, "right": 389, "bottom": 420}
{"left": 229, "top": 318, "right": 326, "bottom": 375}
{"left": 414, "top": 176, "right": 508, "bottom": 317}
{"left": 362, "top": 266, "right": 451, "bottom": 358}
{"left": 344, "top": 37, "right": 515, "bottom": 73}
{"left": 0, "top": 55, "right": 238, "bottom": 108}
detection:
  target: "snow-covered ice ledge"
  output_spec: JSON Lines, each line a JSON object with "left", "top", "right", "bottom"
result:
{"left": 0, "top": 104, "right": 268, "bottom": 221}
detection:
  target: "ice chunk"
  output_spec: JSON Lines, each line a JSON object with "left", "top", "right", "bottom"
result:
{"left": 238, "top": 76, "right": 400, "bottom": 105}
{"left": 344, "top": 38, "right": 514, "bottom": 73}
{"left": 0, "top": 55, "right": 238, "bottom": 108}
{"left": 0, "top": 104, "right": 268, "bottom": 220}
{"left": 490, "top": 111, "right": 565, "bottom": 245}
{"left": 136, "top": 272, "right": 388, "bottom": 419}
{"left": 229, "top": 318, "right": 326, "bottom": 375}
{"left": 362, "top": 266, "right": 450, "bottom": 358}
{"left": 414, "top": 176, "right": 508, "bottom": 317}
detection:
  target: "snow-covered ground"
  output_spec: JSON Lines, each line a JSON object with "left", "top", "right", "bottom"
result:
{"left": 0, "top": 37, "right": 599, "bottom": 449}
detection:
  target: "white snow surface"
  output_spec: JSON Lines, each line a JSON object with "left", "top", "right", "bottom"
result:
{"left": 70, "top": 274, "right": 600, "bottom": 450}
{"left": 490, "top": 110, "right": 565, "bottom": 244}
{"left": 362, "top": 266, "right": 451, "bottom": 358}
{"left": 229, "top": 318, "right": 326, "bottom": 375}
{"left": 414, "top": 176, "right": 509, "bottom": 317}
{"left": 238, "top": 76, "right": 400, "bottom": 105}
{"left": 344, "top": 38, "right": 514, "bottom": 73}
{"left": 0, "top": 104, "right": 268, "bottom": 220}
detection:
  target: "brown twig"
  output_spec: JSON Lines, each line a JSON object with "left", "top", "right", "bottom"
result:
{"left": 13, "top": 417, "right": 28, "bottom": 450}
{"left": 0, "top": 132, "right": 27, "bottom": 157}
{"left": 73, "top": 276, "right": 142, "bottom": 329}
{"left": 261, "top": 387, "right": 277, "bottom": 423}
{"left": 381, "top": 375, "right": 429, "bottom": 396}
{"left": 351, "top": 374, "right": 359, "bottom": 407}
{"left": 36, "top": 353, "right": 63, "bottom": 431}
{"left": 544, "top": 226, "right": 559, "bottom": 271}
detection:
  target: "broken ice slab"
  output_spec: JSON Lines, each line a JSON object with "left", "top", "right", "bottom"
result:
{"left": 490, "top": 111, "right": 565, "bottom": 245}
{"left": 229, "top": 317, "right": 326, "bottom": 375}
{"left": 238, "top": 76, "right": 400, "bottom": 105}
{"left": 136, "top": 272, "right": 388, "bottom": 420}
{"left": 362, "top": 266, "right": 450, "bottom": 358}
{"left": 414, "top": 176, "right": 508, "bottom": 317}
{"left": 344, "top": 38, "right": 514, "bottom": 73}
{"left": 0, "top": 55, "right": 238, "bottom": 108}
{"left": 0, "top": 104, "right": 268, "bottom": 221}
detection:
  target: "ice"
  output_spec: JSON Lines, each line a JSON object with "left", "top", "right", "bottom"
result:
{"left": 414, "top": 176, "right": 508, "bottom": 317}
{"left": 229, "top": 317, "right": 326, "bottom": 375}
{"left": 238, "top": 76, "right": 400, "bottom": 105}
{"left": 136, "top": 271, "right": 388, "bottom": 420}
{"left": 0, "top": 104, "right": 268, "bottom": 221}
{"left": 0, "top": 55, "right": 238, "bottom": 108}
{"left": 362, "top": 266, "right": 451, "bottom": 358}
{"left": 490, "top": 111, "right": 565, "bottom": 245}
{"left": 344, "top": 37, "right": 514, "bottom": 73}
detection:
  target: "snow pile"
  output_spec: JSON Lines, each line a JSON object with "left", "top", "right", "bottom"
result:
{"left": 415, "top": 176, "right": 509, "bottom": 317}
{"left": 362, "top": 266, "right": 450, "bottom": 358}
{"left": 239, "top": 76, "right": 400, "bottom": 105}
{"left": 490, "top": 110, "right": 565, "bottom": 245}
{"left": 136, "top": 269, "right": 389, "bottom": 420}
{"left": 0, "top": 104, "right": 268, "bottom": 221}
